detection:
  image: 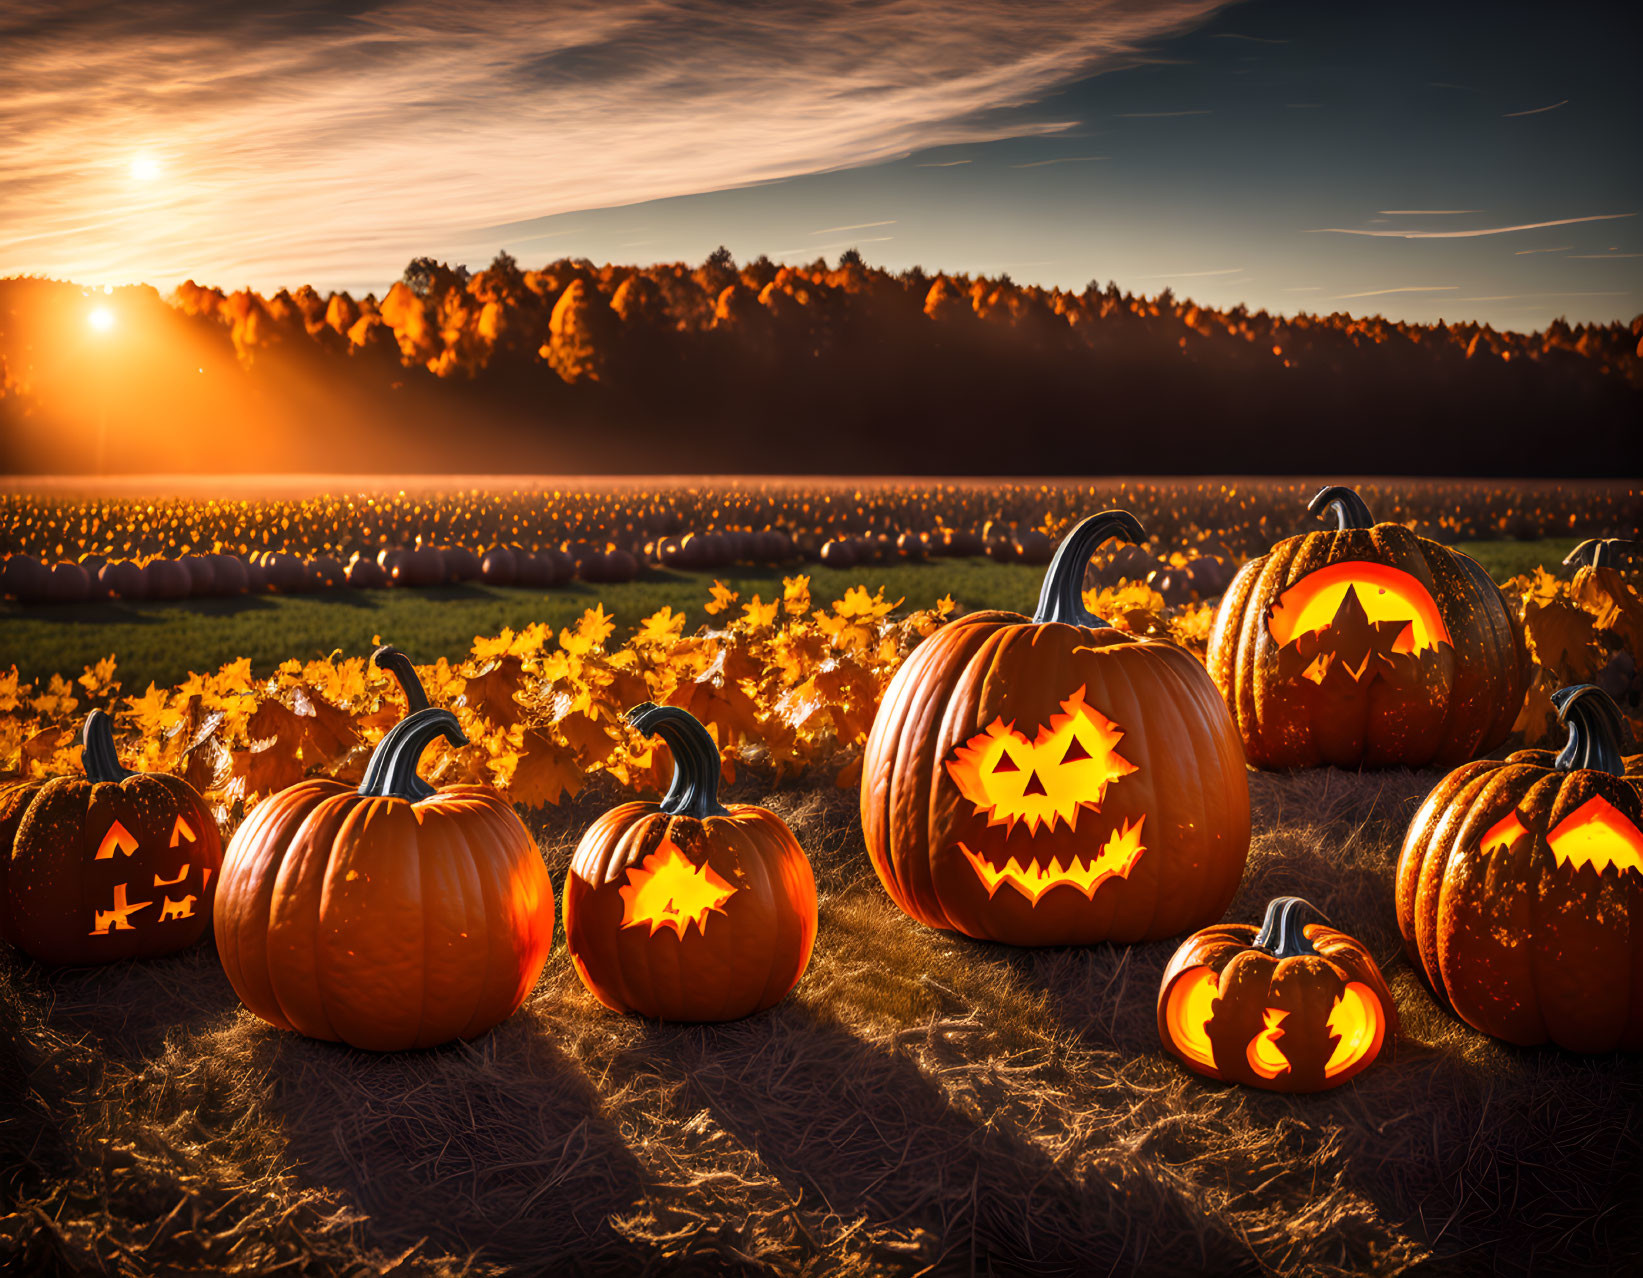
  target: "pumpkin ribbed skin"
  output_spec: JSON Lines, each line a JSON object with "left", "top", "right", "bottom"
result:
{"left": 1206, "top": 489, "right": 1527, "bottom": 770}
{"left": 863, "top": 618, "right": 1249, "bottom": 945}
{"left": 0, "top": 715, "right": 222, "bottom": 966}
{"left": 564, "top": 802, "right": 817, "bottom": 1021}
{"left": 1157, "top": 898, "right": 1396, "bottom": 1092}
{"left": 1395, "top": 687, "right": 1643, "bottom": 1052}
{"left": 214, "top": 712, "right": 554, "bottom": 1051}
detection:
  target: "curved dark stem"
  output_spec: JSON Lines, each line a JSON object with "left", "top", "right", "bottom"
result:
{"left": 357, "top": 707, "right": 466, "bottom": 800}
{"left": 1552, "top": 684, "right": 1627, "bottom": 776}
{"left": 628, "top": 702, "right": 729, "bottom": 818}
{"left": 1032, "top": 510, "right": 1148, "bottom": 628}
{"left": 1564, "top": 538, "right": 1636, "bottom": 571}
{"left": 1253, "top": 896, "right": 1321, "bottom": 958}
{"left": 372, "top": 644, "right": 430, "bottom": 712}
{"left": 81, "top": 710, "right": 135, "bottom": 783}
{"left": 1307, "top": 485, "right": 1375, "bottom": 532}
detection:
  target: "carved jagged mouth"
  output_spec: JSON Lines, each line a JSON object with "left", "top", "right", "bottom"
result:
{"left": 957, "top": 816, "right": 1145, "bottom": 906}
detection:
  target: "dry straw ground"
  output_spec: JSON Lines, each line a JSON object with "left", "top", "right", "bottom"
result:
{"left": 3, "top": 767, "right": 1640, "bottom": 1276}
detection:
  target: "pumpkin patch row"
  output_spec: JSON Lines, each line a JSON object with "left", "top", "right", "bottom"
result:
{"left": 5, "top": 495, "right": 1636, "bottom": 1098}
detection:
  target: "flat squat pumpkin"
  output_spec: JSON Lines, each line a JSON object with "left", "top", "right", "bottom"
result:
{"left": 0, "top": 710, "right": 222, "bottom": 965}
{"left": 1158, "top": 896, "right": 1396, "bottom": 1091}
{"left": 1396, "top": 683, "right": 1643, "bottom": 1052}
{"left": 1207, "top": 485, "right": 1528, "bottom": 769}
{"left": 214, "top": 707, "right": 555, "bottom": 1051}
{"left": 564, "top": 703, "right": 818, "bottom": 1021}
{"left": 861, "top": 511, "right": 1250, "bottom": 946}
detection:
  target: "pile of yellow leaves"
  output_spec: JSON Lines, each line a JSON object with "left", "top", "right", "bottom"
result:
{"left": 3, "top": 569, "right": 1636, "bottom": 834}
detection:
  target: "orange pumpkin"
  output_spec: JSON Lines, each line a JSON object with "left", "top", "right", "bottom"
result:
{"left": 0, "top": 710, "right": 223, "bottom": 965}
{"left": 214, "top": 707, "right": 554, "bottom": 1051}
{"left": 861, "top": 511, "right": 1250, "bottom": 946}
{"left": 563, "top": 703, "right": 818, "bottom": 1021}
{"left": 1158, "top": 896, "right": 1396, "bottom": 1092}
{"left": 1397, "top": 684, "right": 1643, "bottom": 1052}
{"left": 1207, "top": 485, "right": 1528, "bottom": 769}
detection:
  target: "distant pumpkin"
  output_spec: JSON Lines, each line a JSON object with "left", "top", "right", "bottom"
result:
{"left": 0, "top": 710, "right": 222, "bottom": 965}
{"left": 1158, "top": 896, "right": 1396, "bottom": 1092}
{"left": 1206, "top": 485, "right": 1528, "bottom": 769}
{"left": 563, "top": 703, "right": 818, "bottom": 1021}
{"left": 1397, "top": 683, "right": 1643, "bottom": 1052}
{"left": 214, "top": 707, "right": 554, "bottom": 1051}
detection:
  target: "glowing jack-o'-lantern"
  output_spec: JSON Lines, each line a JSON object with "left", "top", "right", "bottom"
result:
{"left": 1158, "top": 896, "right": 1396, "bottom": 1092}
{"left": 214, "top": 708, "right": 555, "bottom": 1051}
{"left": 1207, "top": 485, "right": 1528, "bottom": 769}
{"left": 564, "top": 703, "right": 818, "bottom": 1022}
{"left": 1398, "top": 683, "right": 1643, "bottom": 1052}
{"left": 0, "top": 711, "right": 223, "bottom": 966}
{"left": 862, "top": 510, "right": 1250, "bottom": 947}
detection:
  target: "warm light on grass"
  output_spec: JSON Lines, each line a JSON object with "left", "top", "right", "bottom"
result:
{"left": 88, "top": 306, "right": 117, "bottom": 333}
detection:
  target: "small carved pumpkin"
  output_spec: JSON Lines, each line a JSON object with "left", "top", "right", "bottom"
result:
{"left": 0, "top": 711, "right": 223, "bottom": 965}
{"left": 214, "top": 708, "right": 554, "bottom": 1051}
{"left": 1158, "top": 896, "right": 1396, "bottom": 1091}
{"left": 564, "top": 704, "right": 818, "bottom": 1021}
{"left": 1207, "top": 485, "right": 1529, "bottom": 769}
{"left": 861, "top": 511, "right": 1250, "bottom": 946}
{"left": 1397, "top": 684, "right": 1643, "bottom": 1052}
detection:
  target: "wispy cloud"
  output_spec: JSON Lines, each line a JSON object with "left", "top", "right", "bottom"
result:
{"left": 0, "top": 0, "right": 1232, "bottom": 288}
{"left": 1379, "top": 210, "right": 1482, "bottom": 216}
{"left": 1513, "top": 245, "right": 1572, "bottom": 255}
{"left": 1568, "top": 252, "right": 1643, "bottom": 258}
{"left": 1281, "top": 285, "right": 1323, "bottom": 292}
{"left": 1503, "top": 99, "right": 1569, "bottom": 117}
{"left": 1116, "top": 109, "right": 1213, "bottom": 117}
{"left": 1310, "top": 213, "right": 1634, "bottom": 239}
{"left": 1010, "top": 155, "right": 1108, "bottom": 168}
{"left": 1456, "top": 291, "right": 1630, "bottom": 301}
{"left": 1332, "top": 285, "right": 1458, "bottom": 299}
{"left": 914, "top": 159, "right": 972, "bottom": 167}
{"left": 810, "top": 220, "right": 898, "bottom": 235}
{"left": 1133, "top": 267, "right": 1244, "bottom": 279}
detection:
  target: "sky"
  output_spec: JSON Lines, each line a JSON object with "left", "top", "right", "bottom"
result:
{"left": 2, "top": 0, "right": 1639, "bottom": 330}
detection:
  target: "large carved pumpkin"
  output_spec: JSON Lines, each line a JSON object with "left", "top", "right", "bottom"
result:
{"left": 1158, "top": 896, "right": 1396, "bottom": 1092}
{"left": 214, "top": 708, "right": 554, "bottom": 1051}
{"left": 862, "top": 511, "right": 1250, "bottom": 946}
{"left": 1396, "top": 684, "right": 1643, "bottom": 1052}
{"left": 1207, "top": 485, "right": 1528, "bottom": 769}
{"left": 564, "top": 703, "right": 818, "bottom": 1021}
{"left": 0, "top": 711, "right": 223, "bottom": 965}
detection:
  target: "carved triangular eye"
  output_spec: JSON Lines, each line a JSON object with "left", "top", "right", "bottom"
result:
{"left": 170, "top": 816, "right": 197, "bottom": 848}
{"left": 95, "top": 821, "right": 139, "bottom": 860}
{"left": 1062, "top": 737, "right": 1092, "bottom": 764}
{"left": 991, "top": 752, "right": 1020, "bottom": 773}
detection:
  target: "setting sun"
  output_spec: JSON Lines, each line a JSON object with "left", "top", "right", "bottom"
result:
{"left": 87, "top": 305, "right": 116, "bottom": 332}
{"left": 129, "top": 153, "right": 161, "bottom": 182}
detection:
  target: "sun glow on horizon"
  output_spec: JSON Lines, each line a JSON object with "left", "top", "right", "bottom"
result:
{"left": 88, "top": 305, "right": 116, "bottom": 333}
{"left": 129, "top": 154, "right": 162, "bottom": 183}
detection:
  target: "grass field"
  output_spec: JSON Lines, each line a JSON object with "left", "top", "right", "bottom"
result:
{"left": 0, "top": 540, "right": 1573, "bottom": 691}
{"left": 4, "top": 767, "right": 1637, "bottom": 1275}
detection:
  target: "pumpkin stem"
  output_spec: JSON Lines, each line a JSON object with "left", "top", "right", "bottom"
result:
{"left": 628, "top": 702, "right": 729, "bottom": 818}
{"left": 1252, "top": 896, "right": 1321, "bottom": 958}
{"left": 1032, "top": 510, "right": 1148, "bottom": 628}
{"left": 1307, "top": 485, "right": 1375, "bottom": 532}
{"left": 371, "top": 643, "right": 430, "bottom": 712}
{"left": 1564, "top": 538, "right": 1635, "bottom": 571}
{"left": 1551, "top": 684, "right": 1627, "bottom": 777}
{"left": 81, "top": 710, "right": 135, "bottom": 783}
{"left": 357, "top": 707, "right": 467, "bottom": 801}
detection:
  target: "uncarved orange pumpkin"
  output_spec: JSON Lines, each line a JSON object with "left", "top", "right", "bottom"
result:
{"left": 214, "top": 707, "right": 555, "bottom": 1051}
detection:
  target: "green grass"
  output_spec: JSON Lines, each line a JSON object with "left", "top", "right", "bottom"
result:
{"left": 0, "top": 560, "right": 1047, "bottom": 690}
{"left": 0, "top": 543, "right": 1570, "bottom": 691}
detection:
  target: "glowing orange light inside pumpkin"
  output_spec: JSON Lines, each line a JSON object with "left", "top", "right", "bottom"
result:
{"left": 1246, "top": 1009, "right": 1290, "bottom": 1079}
{"left": 957, "top": 816, "right": 1146, "bottom": 906}
{"left": 1480, "top": 809, "right": 1529, "bottom": 854}
{"left": 95, "top": 820, "right": 139, "bottom": 860}
{"left": 1163, "top": 965, "right": 1220, "bottom": 1069}
{"left": 170, "top": 816, "right": 197, "bottom": 847}
{"left": 153, "top": 863, "right": 190, "bottom": 887}
{"left": 619, "top": 840, "right": 737, "bottom": 938}
{"left": 1322, "top": 982, "right": 1384, "bottom": 1077}
{"left": 947, "top": 686, "right": 1137, "bottom": 836}
{"left": 159, "top": 894, "right": 197, "bottom": 921}
{"left": 90, "top": 882, "right": 153, "bottom": 934}
{"left": 1267, "top": 562, "right": 1450, "bottom": 656}
{"left": 1547, "top": 795, "right": 1643, "bottom": 876}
